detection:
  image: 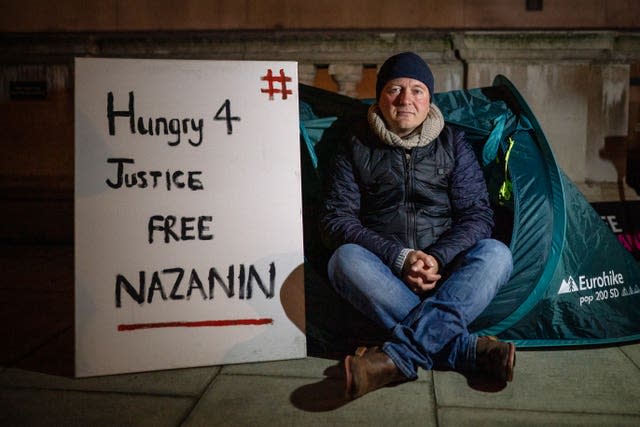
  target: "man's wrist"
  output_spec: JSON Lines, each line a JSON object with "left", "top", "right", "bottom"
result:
{"left": 394, "top": 248, "right": 413, "bottom": 276}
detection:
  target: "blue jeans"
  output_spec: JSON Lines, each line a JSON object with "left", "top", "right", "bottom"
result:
{"left": 327, "top": 239, "right": 512, "bottom": 379}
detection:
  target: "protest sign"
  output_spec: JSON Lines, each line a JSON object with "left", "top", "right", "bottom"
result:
{"left": 75, "top": 58, "right": 305, "bottom": 377}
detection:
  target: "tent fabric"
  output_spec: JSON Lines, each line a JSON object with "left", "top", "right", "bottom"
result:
{"left": 298, "top": 77, "right": 640, "bottom": 350}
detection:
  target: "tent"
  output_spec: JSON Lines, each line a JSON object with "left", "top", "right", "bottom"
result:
{"left": 298, "top": 76, "right": 640, "bottom": 353}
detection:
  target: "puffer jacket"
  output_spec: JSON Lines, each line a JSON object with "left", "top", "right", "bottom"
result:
{"left": 320, "top": 118, "right": 494, "bottom": 273}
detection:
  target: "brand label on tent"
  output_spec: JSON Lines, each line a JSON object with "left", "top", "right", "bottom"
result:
{"left": 557, "top": 270, "right": 640, "bottom": 306}
{"left": 558, "top": 270, "right": 624, "bottom": 294}
{"left": 75, "top": 58, "right": 305, "bottom": 377}
{"left": 558, "top": 270, "right": 640, "bottom": 305}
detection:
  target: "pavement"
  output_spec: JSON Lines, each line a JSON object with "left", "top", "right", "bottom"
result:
{"left": 2, "top": 244, "right": 640, "bottom": 426}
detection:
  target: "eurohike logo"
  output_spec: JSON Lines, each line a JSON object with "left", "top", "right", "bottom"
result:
{"left": 558, "top": 276, "right": 578, "bottom": 294}
{"left": 558, "top": 270, "right": 624, "bottom": 295}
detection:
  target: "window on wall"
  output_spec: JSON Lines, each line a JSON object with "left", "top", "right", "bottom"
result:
{"left": 526, "top": 0, "right": 543, "bottom": 11}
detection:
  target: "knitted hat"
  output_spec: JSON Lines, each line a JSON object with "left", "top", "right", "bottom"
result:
{"left": 376, "top": 52, "right": 435, "bottom": 100}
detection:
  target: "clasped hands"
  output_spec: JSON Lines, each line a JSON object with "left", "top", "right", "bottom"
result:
{"left": 402, "top": 250, "right": 441, "bottom": 295}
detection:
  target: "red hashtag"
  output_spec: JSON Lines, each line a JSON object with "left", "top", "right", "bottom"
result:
{"left": 260, "top": 68, "right": 293, "bottom": 100}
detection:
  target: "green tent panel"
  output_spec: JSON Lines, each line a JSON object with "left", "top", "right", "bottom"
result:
{"left": 299, "top": 76, "right": 640, "bottom": 350}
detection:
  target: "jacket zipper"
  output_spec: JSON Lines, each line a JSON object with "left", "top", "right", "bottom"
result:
{"left": 404, "top": 150, "right": 417, "bottom": 249}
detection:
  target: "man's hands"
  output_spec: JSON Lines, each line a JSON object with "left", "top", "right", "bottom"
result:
{"left": 402, "top": 250, "right": 441, "bottom": 295}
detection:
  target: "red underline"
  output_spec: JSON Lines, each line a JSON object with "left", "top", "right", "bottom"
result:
{"left": 118, "top": 318, "right": 273, "bottom": 331}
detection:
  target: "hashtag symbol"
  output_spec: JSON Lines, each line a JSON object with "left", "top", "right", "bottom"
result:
{"left": 260, "top": 68, "right": 293, "bottom": 100}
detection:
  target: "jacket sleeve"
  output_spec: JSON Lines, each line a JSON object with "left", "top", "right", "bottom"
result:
{"left": 320, "top": 139, "right": 405, "bottom": 271}
{"left": 425, "top": 130, "right": 494, "bottom": 268}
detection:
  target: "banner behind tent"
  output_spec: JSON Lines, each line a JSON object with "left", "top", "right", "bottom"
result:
{"left": 591, "top": 201, "right": 640, "bottom": 261}
{"left": 75, "top": 58, "right": 305, "bottom": 377}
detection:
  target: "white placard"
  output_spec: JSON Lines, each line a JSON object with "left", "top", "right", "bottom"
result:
{"left": 75, "top": 58, "right": 305, "bottom": 377}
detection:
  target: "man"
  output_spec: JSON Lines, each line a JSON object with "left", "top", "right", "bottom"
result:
{"left": 320, "top": 52, "right": 515, "bottom": 399}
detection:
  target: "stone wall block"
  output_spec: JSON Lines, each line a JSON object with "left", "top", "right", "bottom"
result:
{"left": 454, "top": 31, "right": 640, "bottom": 184}
{"left": 297, "top": 63, "right": 317, "bottom": 86}
{"left": 328, "top": 64, "right": 363, "bottom": 97}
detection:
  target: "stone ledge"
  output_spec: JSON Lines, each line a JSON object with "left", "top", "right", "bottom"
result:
{"left": 454, "top": 31, "right": 640, "bottom": 63}
{"left": 0, "top": 30, "right": 456, "bottom": 65}
{"left": 575, "top": 181, "right": 640, "bottom": 203}
{"left": 2, "top": 30, "right": 638, "bottom": 65}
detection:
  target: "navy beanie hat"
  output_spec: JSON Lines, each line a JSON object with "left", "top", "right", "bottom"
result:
{"left": 376, "top": 52, "right": 435, "bottom": 100}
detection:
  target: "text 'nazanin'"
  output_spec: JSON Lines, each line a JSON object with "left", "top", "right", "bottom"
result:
{"left": 116, "top": 263, "right": 276, "bottom": 307}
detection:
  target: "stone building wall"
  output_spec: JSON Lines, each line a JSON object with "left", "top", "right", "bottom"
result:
{"left": 2, "top": 31, "right": 638, "bottom": 183}
{"left": 2, "top": 0, "right": 639, "bottom": 32}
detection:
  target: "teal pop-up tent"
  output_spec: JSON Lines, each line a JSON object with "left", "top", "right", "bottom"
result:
{"left": 299, "top": 76, "right": 640, "bottom": 351}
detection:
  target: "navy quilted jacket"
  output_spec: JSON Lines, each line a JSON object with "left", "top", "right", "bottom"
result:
{"left": 320, "top": 118, "right": 494, "bottom": 272}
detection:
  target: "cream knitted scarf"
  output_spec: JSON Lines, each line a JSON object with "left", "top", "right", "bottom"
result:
{"left": 367, "top": 103, "right": 445, "bottom": 149}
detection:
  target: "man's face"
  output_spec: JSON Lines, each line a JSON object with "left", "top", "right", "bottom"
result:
{"left": 378, "top": 77, "right": 430, "bottom": 137}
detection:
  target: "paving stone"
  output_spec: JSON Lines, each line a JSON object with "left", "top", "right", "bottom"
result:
{"left": 183, "top": 373, "right": 437, "bottom": 426}
{"left": 223, "top": 356, "right": 432, "bottom": 382}
{"left": 438, "top": 407, "right": 640, "bottom": 427}
{"left": 1, "top": 326, "right": 220, "bottom": 396}
{"left": 1, "top": 329, "right": 218, "bottom": 397}
{"left": 0, "top": 387, "right": 194, "bottom": 427}
{"left": 619, "top": 342, "right": 640, "bottom": 368}
{"left": 221, "top": 356, "right": 336, "bottom": 379}
{"left": 433, "top": 347, "right": 640, "bottom": 415}
{"left": 0, "top": 364, "right": 221, "bottom": 397}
